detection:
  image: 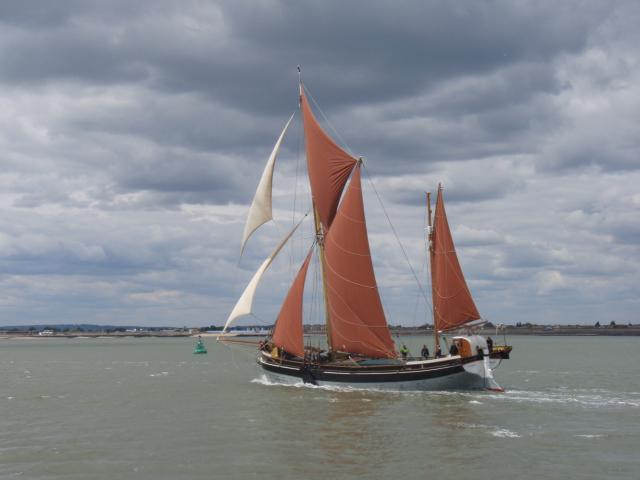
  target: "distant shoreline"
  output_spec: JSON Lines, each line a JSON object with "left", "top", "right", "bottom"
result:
{"left": 0, "top": 332, "right": 194, "bottom": 340}
{"left": 2, "top": 326, "right": 640, "bottom": 339}
{"left": 394, "top": 327, "right": 640, "bottom": 337}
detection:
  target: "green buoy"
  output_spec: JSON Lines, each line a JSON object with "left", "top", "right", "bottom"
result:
{"left": 193, "top": 337, "right": 207, "bottom": 354}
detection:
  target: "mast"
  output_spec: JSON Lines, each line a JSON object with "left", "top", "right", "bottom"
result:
{"left": 427, "top": 191, "right": 439, "bottom": 353}
{"left": 299, "top": 68, "right": 333, "bottom": 352}
{"left": 313, "top": 206, "right": 333, "bottom": 352}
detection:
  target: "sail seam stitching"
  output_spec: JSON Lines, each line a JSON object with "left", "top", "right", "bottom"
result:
{"left": 325, "top": 235, "right": 371, "bottom": 257}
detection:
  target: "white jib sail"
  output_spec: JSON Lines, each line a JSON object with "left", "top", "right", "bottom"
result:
{"left": 224, "top": 213, "right": 308, "bottom": 332}
{"left": 240, "top": 112, "right": 295, "bottom": 256}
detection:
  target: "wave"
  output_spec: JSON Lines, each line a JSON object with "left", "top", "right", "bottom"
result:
{"left": 251, "top": 374, "right": 368, "bottom": 394}
{"left": 490, "top": 428, "right": 521, "bottom": 438}
{"left": 481, "top": 389, "right": 640, "bottom": 408}
{"left": 251, "top": 376, "right": 640, "bottom": 408}
{"left": 454, "top": 422, "right": 521, "bottom": 438}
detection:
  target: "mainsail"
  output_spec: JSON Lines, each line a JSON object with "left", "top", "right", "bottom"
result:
{"left": 430, "top": 186, "right": 481, "bottom": 331}
{"left": 323, "top": 165, "right": 396, "bottom": 358}
{"left": 240, "top": 113, "right": 295, "bottom": 255}
{"left": 300, "top": 87, "right": 357, "bottom": 229}
{"left": 224, "top": 215, "right": 306, "bottom": 332}
{"left": 270, "top": 248, "right": 314, "bottom": 357}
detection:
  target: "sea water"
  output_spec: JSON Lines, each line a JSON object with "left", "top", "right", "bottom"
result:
{"left": 1, "top": 335, "right": 638, "bottom": 479}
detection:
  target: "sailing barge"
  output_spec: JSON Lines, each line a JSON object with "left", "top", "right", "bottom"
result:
{"left": 221, "top": 75, "right": 511, "bottom": 391}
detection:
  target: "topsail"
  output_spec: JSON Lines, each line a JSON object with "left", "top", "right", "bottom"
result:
{"left": 300, "top": 88, "right": 356, "bottom": 230}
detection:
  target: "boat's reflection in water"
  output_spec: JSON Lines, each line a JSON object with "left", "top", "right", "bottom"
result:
{"left": 266, "top": 383, "right": 480, "bottom": 477}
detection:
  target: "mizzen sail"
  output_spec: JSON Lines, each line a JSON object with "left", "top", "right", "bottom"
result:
{"left": 270, "top": 247, "right": 314, "bottom": 358}
{"left": 240, "top": 112, "right": 295, "bottom": 255}
{"left": 300, "top": 87, "right": 357, "bottom": 230}
{"left": 323, "top": 165, "right": 396, "bottom": 358}
{"left": 430, "top": 186, "right": 481, "bottom": 331}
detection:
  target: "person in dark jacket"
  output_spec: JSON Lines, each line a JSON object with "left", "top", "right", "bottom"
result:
{"left": 420, "top": 344, "right": 430, "bottom": 359}
{"left": 486, "top": 336, "right": 494, "bottom": 352}
{"left": 449, "top": 343, "right": 459, "bottom": 356}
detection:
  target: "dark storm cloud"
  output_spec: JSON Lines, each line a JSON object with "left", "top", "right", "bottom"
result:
{"left": 0, "top": 1, "right": 600, "bottom": 107}
{"left": 224, "top": 1, "right": 598, "bottom": 105}
{"left": 0, "top": 0, "right": 617, "bottom": 179}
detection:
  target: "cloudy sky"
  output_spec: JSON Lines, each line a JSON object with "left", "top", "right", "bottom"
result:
{"left": 0, "top": 0, "right": 638, "bottom": 328}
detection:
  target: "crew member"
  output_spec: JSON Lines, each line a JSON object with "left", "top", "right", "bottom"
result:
{"left": 420, "top": 344, "right": 430, "bottom": 359}
{"left": 486, "top": 336, "right": 494, "bottom": 352}
{"left": 399, "top": 344, "right": 409, "bottom": 359}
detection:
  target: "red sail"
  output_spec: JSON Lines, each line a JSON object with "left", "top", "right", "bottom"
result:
{"left": 300, "top": 88, "right": 357, "bottom": 229}
{"left": 430, "top": 186, "right": 481, "bottom": 331}
{"left": 324, "top": 165, "right": 396, "bottom": 358}
{"left": 271, "top": 248, "right": 313, "bottom": 358}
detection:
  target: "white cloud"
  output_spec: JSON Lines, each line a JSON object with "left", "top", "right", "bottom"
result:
{"left": 535, "top": 270, "right": 568, "bottom": 295}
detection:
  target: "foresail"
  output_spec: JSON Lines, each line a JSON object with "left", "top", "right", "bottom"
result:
{"left": 224, "top": 214, "right": 307, "bottom": 332}
{"left": 323, "top": 165, "right": 396, "bottom": 358}
{"left": 240, "top": 112, "right": 296, "bottom": 256}
{"left": 271, "top": 247, "right": 314, "bottom": 357}
{"left": 430, "top": 186, "right": 481, "bottom": 331}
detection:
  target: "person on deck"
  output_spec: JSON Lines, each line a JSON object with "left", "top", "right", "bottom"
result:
{"left": 486, "top": 336, "right": 494, "bottom": 352}
{"left": 421, "top": 345, "right": 430, "bottom": 359}
{"left": 399, "top": 344, "right": 409, "bottom": 359}
{"left": 449, "top": 343, "right": 459, "bottom": 356}
{"left": 435, "top": 345, "right": 442, "bottom": 358}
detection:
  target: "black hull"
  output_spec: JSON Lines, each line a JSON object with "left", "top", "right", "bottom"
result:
{"left": 257, "top": 352, "right": 503, "bottom": 391}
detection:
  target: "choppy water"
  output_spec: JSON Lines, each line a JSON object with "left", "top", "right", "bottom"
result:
{"left": 1, "top": 335, "right": 639, "bottom": 479}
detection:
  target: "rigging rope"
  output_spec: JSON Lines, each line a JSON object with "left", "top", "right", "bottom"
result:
{"left": 361, "top": 164, "right": 431, "bottom": 309}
